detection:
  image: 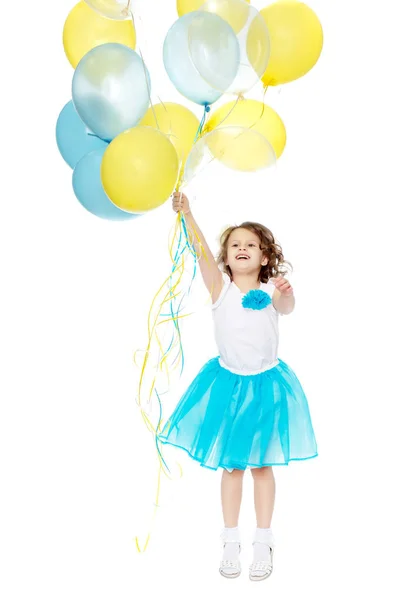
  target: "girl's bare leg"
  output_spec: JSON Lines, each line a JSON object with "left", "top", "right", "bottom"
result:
{"left": 251, "top": 466, "right": 275, "bottom": 527}
{"left": 221, "top": 468, "right": 245, "bottom": 527}
{"left": 219, "top": 469, "right": 245, "bottom": 576}
{"left": 250, "top": 466, "right": 275, "bottom": 575}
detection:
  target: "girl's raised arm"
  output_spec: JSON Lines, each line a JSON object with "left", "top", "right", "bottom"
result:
{"left": 173, "top": 192, "right": 223, "bottom": 303}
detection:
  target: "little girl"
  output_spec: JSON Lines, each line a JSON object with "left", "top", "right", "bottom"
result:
{"left": 158, "top": 192, "right": 318, "bottom": 581}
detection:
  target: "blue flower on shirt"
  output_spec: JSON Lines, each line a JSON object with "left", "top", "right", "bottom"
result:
{"left": 242, "top": 289, "right": 272, "bottom": 310}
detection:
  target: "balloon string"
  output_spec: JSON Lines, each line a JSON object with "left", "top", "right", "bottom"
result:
{"left": 156, "top": 96, "right": 175, "bottom": 158}
{"left": 137, "top": 220, "right": 186, "bottom": 408}
{"left": 138, "top": 211, "right": 197, "bottom": 404}
{"left": 135, "top": 229, "right": 194, "bottom": 550}
{"left": 156, "top": 223, "right": 195, "bottom": 381}
{"left": 177, "top": 104, "right": 210, "bottom": 189}
{"left": 245, "top": 85, "right": 269, "bottom": 133}
{"left": 195, "top": 104, "right": 210, "bottom": 142}
{"left": 135, "top": 276, "right": 187, "bottom": 548}
{"left": 134, "top": 212, "right": 198, "bottom": 553}
{"left": 135, "top": 207, "right": 217, "bottom": 553}
{"left": 174, "top": 104, "right": 209, "bottom": 190}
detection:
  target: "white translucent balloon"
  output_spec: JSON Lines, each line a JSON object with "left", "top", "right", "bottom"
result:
{"left": 84, "top": 0, "right": 132, "bottom": 20}
{"left": 197, "top": 0, "right": 270, "bottom": 95}
{"left": 72, "top": 43, "right": 151, "bottom": 141}
{"left": 164, "top": 11, "right": 240, "bottom": 106}
{"left": 184, "top": 125, "right": 276, "bottom": 184}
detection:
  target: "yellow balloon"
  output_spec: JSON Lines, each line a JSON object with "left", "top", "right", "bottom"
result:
{"left": 204, "top": 99, "right": 286, "bottom": 160}
{"left": 101, "top": 127, "right": 179, "bottom": 213}
{"left": 63, "top": 1, "right": 136, "bottom": 69}
{"left": 140, "top": 103, "right": 200, "bottom": 170}
{"left": 177, "top": 0, "right": 250, "bottom": 33}
{"left": 258, "top": 0, "right": 323, "bottom": 86}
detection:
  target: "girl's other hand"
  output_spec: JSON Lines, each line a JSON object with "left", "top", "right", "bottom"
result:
{"left": 172, "top": 191, "right": 190, "bottom": 215}
{"left": 270, "top": 275, "right": 293, "bottom": 296}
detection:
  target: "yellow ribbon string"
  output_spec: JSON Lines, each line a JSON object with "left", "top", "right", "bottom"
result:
{"left": 134, "top": 212, "right": 197, "bottom": 552}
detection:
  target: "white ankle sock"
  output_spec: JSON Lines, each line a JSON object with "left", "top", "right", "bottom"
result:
{"left": 253, "top": 528, "right": 274, "bottom": 563}
{"left": 221, "top": 526, "right": 240, "bottom": 562}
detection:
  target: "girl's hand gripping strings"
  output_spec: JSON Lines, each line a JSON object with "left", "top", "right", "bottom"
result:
{"left": 172, "top": 191, "right": 191, "bottom": 215}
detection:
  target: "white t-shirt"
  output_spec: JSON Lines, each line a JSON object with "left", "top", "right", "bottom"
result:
{"left": 211, "top": 272, "right": 281, "bottom": 375}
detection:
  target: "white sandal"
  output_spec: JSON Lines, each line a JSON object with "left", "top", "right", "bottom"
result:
{"left": 219, "top": 530, "right": 242, "bottom": 578}
{"left": 249, "top": 545, "right": 274, "bottom": 581}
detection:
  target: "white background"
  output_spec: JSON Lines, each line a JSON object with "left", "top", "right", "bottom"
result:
{"left": 1, "top": 0, "right": 399, "bottom": 597}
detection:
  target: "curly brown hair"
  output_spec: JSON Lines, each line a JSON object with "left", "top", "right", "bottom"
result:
{"left": 216, "top": 222, "right": 292, "bottom": 283}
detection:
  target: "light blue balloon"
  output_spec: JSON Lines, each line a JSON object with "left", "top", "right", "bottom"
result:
{"left": 163, "top": 11, "right": 240, "bottom": 106}
{"left": 56, "top": 100, "right": 108, "bottom": 169}
{"left": 72, "top": 43, "right": 151, "bottom": 142}
{"left": 72, "top": 149, "right": 140, "bottom": 221}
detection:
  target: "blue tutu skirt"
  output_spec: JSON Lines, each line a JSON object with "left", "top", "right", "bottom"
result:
{"left": 158, "top": 357, "right": 318, "bottom": 471}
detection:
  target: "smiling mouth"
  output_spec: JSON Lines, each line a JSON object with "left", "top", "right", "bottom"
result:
{"left": 236, "top": 254, "right": 250, "bottom": 260}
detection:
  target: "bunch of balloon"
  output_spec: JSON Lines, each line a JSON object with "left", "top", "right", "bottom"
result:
{"left": 56, "top": 1, "right": 181, "bottom": 219}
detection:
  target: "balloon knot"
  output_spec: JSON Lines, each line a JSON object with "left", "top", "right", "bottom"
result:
{"left": 205, "top": 105, "right": 211, "bottom": 113}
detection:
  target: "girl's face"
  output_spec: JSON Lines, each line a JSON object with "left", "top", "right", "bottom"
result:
{"left": 225, "top": 228, "right": 268, "bottom": 275}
